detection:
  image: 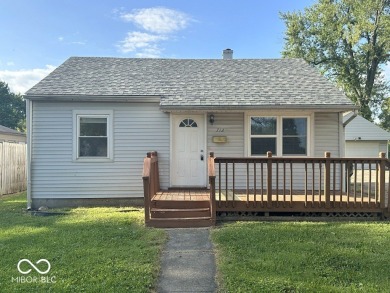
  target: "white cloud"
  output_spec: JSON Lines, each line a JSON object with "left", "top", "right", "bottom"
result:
{"left": 0, "top": 65, "right": 56, "bottom": 94}
{"left": 58, "top": 35, "right": 86, "bottom": 46}
{"left": 70, "top": 41, "right": 86, "bottom": 45}
{"left": 118, "top": 31, "right": 167, "bottom": 55}
{"left": 117, "top": 7, "right": 192, "bottom": 57}
{"left": 120, "top": 7, "right": 190, "bottom": 34}
{"left": 135, "top": 47, "right": 162, "bottom": 58}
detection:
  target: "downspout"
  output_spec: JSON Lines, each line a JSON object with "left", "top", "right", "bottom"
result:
{"left": 341, "top": 110, "right": 358, "bottom": 158}
{"left": 338, "top": 112, "right": 345, "bottom": 157}
{"left": 26, "top": 98, "right": 32, "bottom": 210}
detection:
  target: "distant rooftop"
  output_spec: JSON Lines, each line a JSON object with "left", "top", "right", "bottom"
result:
{"left": 0, "top": 125, "right": 25, "bottom": 136}
{"left": 344, "top": 113, "right": 390, "bottom": 141}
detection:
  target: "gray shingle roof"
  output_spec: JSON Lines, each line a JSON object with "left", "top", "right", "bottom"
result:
{"left": 0, "top": 125, "right": 25, "bottom": 135}
{"left": 25, "top": 57, "right": 354, "bottom": 110}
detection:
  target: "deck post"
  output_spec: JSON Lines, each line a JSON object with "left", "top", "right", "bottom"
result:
{"left": 142, "top": 154, "right": 151, "bottom": 224}
{"left": 324, "top": 152, "right": 331, "bottom": 208}
{"left": 267, "top": 151, "right": 272, "bottom": 208}
{"left": 378, "top": 152, "right": 386, "bottom": 210}
{"left": 151, "top": 151, "right": 160, "bottom": 195}
{"left": 208, "top": 152, "right": 216, "bottom": 225}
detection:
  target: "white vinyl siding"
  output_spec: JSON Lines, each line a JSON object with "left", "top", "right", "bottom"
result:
{"left": 31, "top": 101, "right": 170, "bottom": 199}
{"left": 344, "top": 114, "right": 390, "bottom": 141}
{"left": 314, "top": 112, "right": 340, "bottom": 157}
{"left": 207, "top": 113, "right": 245, "bottom": 157}
{"left": 206, "top": 111, "right": 341, "bottom": 159}
{"left": 345, "top": 141, "right": 387, "bottom": 158}
{"left": 209, "top": 111, "right": 342, "bottom": 191}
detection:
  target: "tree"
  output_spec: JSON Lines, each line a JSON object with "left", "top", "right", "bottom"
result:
{"left": 379, "top": 96, "right": 390, "bottom": 130}
{"left": 0, "top": 81, "right": 26, "bottom": 132}
{"left": 281, "top": 0, "right": 390, "bottom": 121}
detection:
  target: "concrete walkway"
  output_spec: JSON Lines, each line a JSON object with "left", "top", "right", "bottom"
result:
{"left": 157, "top": 228, "right": 217, "bottom": 293}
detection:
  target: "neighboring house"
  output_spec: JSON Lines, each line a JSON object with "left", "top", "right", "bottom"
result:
{"left": 0, "top": 125, "right": 26, "bottom": 143}
{"left": 344, "top": 112, "right": 390, "bottom": 158}
{"left": 24, "top": 50, "right": 356, "bottom": 208}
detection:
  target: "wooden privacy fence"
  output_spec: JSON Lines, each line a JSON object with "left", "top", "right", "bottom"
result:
{"left": 0, "top": 142, "right": 27, "bottom": 195}
{"left": 209, "top": 152, "right": 390, "bottom": 215}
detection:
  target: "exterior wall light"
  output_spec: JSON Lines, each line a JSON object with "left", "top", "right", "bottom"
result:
{"left": 209, "top": 114, "right": 215, "bottom": 125}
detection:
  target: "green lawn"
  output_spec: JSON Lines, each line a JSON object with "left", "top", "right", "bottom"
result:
{"left": 0, "top": 192, "right": 166, "bottom": 292}
{"left": 212, "top": 221, "right": 390, "bottom": 293}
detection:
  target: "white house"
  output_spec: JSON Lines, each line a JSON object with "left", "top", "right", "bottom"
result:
{"left": 24, "top": 50, "right": 356, "bottom": 209}
{"left": 344, "top": 113, "right": 390, "bottom": 158}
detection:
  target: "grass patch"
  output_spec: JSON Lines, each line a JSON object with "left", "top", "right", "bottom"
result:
{"left": 0, "top": 192, "right": 166, "bottom": 292}
{"left": 212, "top": 221, "right": 390, "bottom": 292}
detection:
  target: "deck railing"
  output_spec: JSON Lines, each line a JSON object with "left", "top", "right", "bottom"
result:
{"left": 209, "top": 152, "right": 390, "bottom": 215}
{"left": 208, "top": 153, "right": 216, "bottom": 224}
{"left": 142, "top": 151, "right": 160, "bottom": 223}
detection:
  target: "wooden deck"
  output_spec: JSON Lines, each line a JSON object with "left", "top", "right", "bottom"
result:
{"left": 152, "top": 189, "right": 383, "bottom": 213}
{"left": 142, "top": 151, "right": 390, "bottom": 228}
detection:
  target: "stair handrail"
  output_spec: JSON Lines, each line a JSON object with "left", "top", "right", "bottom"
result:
{"left": 142, "top": 151, "right": 160, "bottom": 224}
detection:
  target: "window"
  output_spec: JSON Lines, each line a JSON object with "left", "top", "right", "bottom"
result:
{"left": 73, "top": 111, "right": 113, "bottom": 161}
{"left": 79, "top": 117, "right": 108, "bottom": 157}
{"left": 249, "top": 116, "right": 308, "bottom": 156}
{"left": 282, "top": 118, "right": 307, "bottom": 155}
{"left": 250, "top": 117, "right": 277, "bottom": 155}
{"left": 179, "top": 118, "right": 198, "bottom": 127}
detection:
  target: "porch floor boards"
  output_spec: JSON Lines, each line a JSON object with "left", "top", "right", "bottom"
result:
{"left": 153, "top": 190, "right": 210, "bottom": 201}
{"left": 153, "top": 189, "right": 380, "bottom": 204}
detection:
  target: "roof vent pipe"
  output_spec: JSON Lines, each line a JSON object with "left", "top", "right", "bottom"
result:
{"left": 222, "top": 48, "right": 233, "bottom": 60}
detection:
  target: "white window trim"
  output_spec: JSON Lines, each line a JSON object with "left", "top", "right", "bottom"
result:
{"left": 73, "top": 110, "right": 113, "bottom": 162}
{"left": 245, "top": 112, "right": 312, "bottom": 157}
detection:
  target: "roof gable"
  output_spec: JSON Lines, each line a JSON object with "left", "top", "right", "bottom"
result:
{"left": 25, "top": 57, "right": 354, "bottom": 110}
{"left": 344, "top": 114, "right": 390, "bottom": 140}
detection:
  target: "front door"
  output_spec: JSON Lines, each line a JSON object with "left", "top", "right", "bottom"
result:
{"left": 171, "top": 115, "right": 206, "bottom": 187}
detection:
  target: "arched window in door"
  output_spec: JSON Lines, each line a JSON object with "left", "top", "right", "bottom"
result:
{"left": 179, "top": 118, "right": 198, "bottom": 128}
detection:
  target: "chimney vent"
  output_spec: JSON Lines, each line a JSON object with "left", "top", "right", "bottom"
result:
{"left": 222, "top": 48, "right": 233, "bottom": 60}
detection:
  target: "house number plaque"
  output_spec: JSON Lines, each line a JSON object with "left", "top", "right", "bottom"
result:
{"left": 212, "top": 136, "right": 227, "bottom": 143}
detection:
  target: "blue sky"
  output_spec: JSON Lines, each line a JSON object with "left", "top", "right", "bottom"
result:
{"left": 0, "top": 0, "right": 388, "bottom": 94}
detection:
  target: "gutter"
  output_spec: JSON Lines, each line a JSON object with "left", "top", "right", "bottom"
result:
{"left": 24, "top": 94, "right": 161, "bottom": 103}
{"left": 26, "top": 99, "right": 32, "bottom": 210}
{"left": 342, "top": 110, "right": 358, "bottom": 127}
{"left": 160, "top": 104, "right": 359, "bottom": 113}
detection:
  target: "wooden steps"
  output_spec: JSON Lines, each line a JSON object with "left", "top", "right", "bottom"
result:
{"left": 151, "top": 208, "right": 211, "bottom": 218}
{"left": 147, "top": 192, "right": 214, "bottom": 228}
{"left": 147, "top": 217, "right": 213, "bottom": 228}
